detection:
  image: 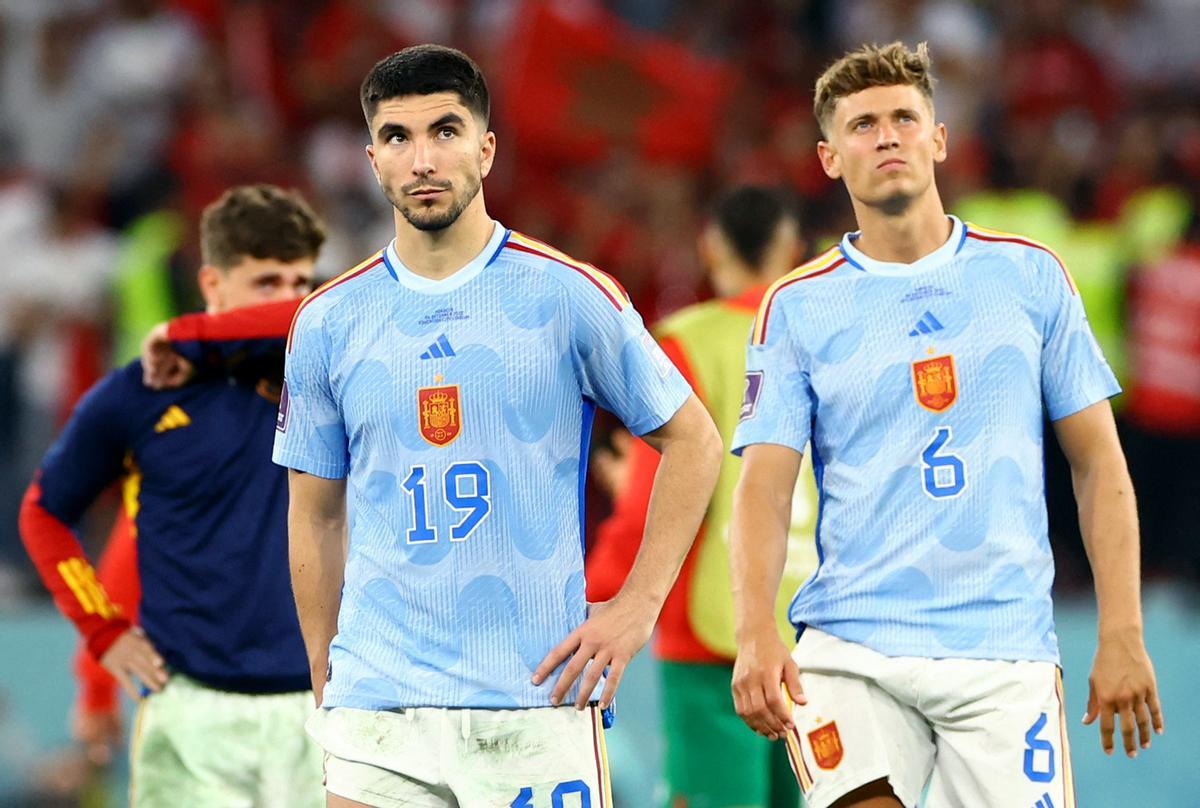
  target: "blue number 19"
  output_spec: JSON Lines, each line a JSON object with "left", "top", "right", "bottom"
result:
{"left": 401, "top": 461, "right": 491, "bottom": 544}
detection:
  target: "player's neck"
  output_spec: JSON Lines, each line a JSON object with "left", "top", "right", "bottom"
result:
{"left": 392, "top": 197, "right": 495, "bottom": 281}
{"left": 851, "top": 191, "right": 950, "bottom": 265}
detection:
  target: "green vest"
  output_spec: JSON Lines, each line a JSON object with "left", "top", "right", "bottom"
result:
{"left": 111, "top": 211, "right": 184, "bottom": 365}
{"left": 654, "top": 297, "right": 819, "bottom": 657}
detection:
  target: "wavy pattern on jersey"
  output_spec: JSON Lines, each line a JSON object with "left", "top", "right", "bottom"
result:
{"left": 276, "top": 231, "right": 691, "bottom": 710}
{"left": 504, "top": 231, "right": 629, "bottom": 310}
{"left": 286, "top": 251, "right": 384, "bottom": 352}
{"left": 752, "top": 247, "right": 846, "bottom": 345}
{"left": 965, "top": 223, "right": 1077, "bottom": 295}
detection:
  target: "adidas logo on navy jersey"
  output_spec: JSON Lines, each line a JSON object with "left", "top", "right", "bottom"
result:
{"left": 419, "top": 334, "right": 457, "bottom": 360}
{"left": 154, "top": 404, "right": 191, "bottom": 433}
{"left": 909, "top": 311, "right": 944, "bottom": 337}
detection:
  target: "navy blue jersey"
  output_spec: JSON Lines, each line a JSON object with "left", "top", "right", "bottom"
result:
{"left": 34, "top": 361, "right": 309, "bottom": 693}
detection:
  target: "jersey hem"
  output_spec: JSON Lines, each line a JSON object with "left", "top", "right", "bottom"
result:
{"left": 271, "top": 450, "right": 347, "bottom": 480}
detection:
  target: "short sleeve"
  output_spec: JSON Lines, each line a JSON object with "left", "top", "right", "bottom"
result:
{"left": 570, "top": 287, "right": 691, "bottom": 437}
{"left": 272, "top": 308, "right": 349, "bottom": 478}
{"left": 1037, "top": 251, "right": 1121, "bottom": 421}
{"left": 731, "top": 300, "right": 813, "bottom": 456}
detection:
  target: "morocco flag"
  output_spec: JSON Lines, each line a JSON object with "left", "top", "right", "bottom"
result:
{"left": 501, "top": 1, "right": 734, "bottom": 167}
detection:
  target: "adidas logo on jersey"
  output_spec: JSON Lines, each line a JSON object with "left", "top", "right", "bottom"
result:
{"left": 420, "top": 334, "right": 457, "bottom": 360}
{"left": 909, "top": 311, "right": 944, "bottom": 337}
{"left": 154, "top": 405, "right": 191, "bottom": 433}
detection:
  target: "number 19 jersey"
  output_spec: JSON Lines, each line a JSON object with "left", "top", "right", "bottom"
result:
{"left": 275, "top": 223, "right": 691, "bottom": 709}
{"left": 732, "top": 216, "right": 1119, "bottom": 663}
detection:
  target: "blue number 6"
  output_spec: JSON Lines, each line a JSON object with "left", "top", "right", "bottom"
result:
{"left": 921, "top": 426, "right": 966, "bottom": 499}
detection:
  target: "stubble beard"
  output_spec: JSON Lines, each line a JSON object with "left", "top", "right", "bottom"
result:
{"left": 388, "top": 170, "right": 483, "bottom": 233}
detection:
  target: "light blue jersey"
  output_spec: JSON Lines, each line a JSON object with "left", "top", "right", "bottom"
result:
{"left": 275, "top": 223, "right": 691, "bottom": 709}
{"left": 733, "top": 216, "right": 1119, "bottom": 663}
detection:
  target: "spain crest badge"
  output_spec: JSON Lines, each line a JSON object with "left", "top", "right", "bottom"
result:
{"left": 912, "top": 354, "right": 958, "bottom": 412}
{"left": 808, "top": 721, "right": 844, "bottom": 770}
{"left": 418, "top": 384, "right": 461, "bottom": 446}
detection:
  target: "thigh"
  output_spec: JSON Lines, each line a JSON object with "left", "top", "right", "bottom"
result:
{"left": 785, "top": 667, "right": 931, "bottom": 808}
{"left": 924, "top": 661, "right": 1074, "bottom": 808}
{"left": 308, "top": 707, "right": 452, "bottom": 808}
{"left": 450, "top": 705, "right": 612, "bottom": 808}
{"left": 659, "top": 660, "right": 774, "bottom": 808}
{"left": 257, "top": 691, "right": 325, "bottom": 808}
{"left": 129, "top": 676, "right": 257, "bottom": 808}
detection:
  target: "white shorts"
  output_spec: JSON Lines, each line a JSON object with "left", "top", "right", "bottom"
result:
{"left": 782, "top": 628, "right": 1075, "bottom": 808}
{"left": 308, "top": 704, "right": 613, "bottom": 807}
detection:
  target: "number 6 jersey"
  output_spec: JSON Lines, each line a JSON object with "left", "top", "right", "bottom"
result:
{"left": 275, "top": 222, "right": 691, "bottom": 710}
{"left": 731, "top": 215, "right": 1119, "bottom": 663}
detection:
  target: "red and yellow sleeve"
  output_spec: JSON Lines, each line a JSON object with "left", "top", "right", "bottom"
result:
{"left": 74, "top": 508, "right": 140, "bottom": 714}
{"left": 19, "top": 479, "right": 131, "bottom": 662}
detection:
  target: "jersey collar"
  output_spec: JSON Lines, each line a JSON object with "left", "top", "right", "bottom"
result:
{"left": 839, "top": 215, "right": 967, "bottom": 276}
{"left": 383, "top": 221, "right": 510, "bottom": 293}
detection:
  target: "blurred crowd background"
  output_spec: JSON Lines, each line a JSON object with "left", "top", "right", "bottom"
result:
{"left": 0, "top": 0, "right": 1198, "bottom": 805}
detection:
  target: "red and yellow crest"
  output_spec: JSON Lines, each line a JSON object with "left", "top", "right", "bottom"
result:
{"left": 418, "top": 384, "right": 461, "bottom": 446}
{"left": 912, "top": 354, "right": 958, "bottom": 412}
{"left": 808, "top": 721, "right": 844, "bottom": 770}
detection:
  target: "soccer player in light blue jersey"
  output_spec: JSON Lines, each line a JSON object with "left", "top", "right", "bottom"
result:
{"left": 275, "top": 45, "right": 722, "bottom": 807}
{"left": 728, "top": 43, "right": 1164, "bottom": 808}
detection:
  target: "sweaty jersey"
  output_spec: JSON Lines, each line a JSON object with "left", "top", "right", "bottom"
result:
{"left": 275, "top": 222, "right": 691, "bottom": 710}
{"left": 732, "top": 216, "right": 1120, "bottom": 663}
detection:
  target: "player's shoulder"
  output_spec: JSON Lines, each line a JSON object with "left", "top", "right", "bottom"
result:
{"left": 750, "top": 246, "right": 850, "bottom": 345}
{"left": 287, "top": 249, "right": 388, "bottom": 341}
{"left": 499, "top": 230, "right": 631, "bottom": 312}
{"left": 962, "top": 222, "right": 1066, "bottom": 268}
{"left": 63, "top": 361, "right": 146, "bottom": 429}
{"left": 962, "top": 222, "right": 1077, "bottom": 294}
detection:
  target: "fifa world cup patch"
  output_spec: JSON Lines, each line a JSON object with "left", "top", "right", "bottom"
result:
{"left": 418, "top": 384, "right": 462, "bottom": 446}
{"left": 740, "top": 371, "right": 764, "bottom": 420}
{"left": 808, "top": 721, "right": 844, "bottom": 770}
{"left": 912, "top": 354, "right": 958, "bottom": 412}
{"left": 276, "top": 381, "right": 290, "bottom": 432}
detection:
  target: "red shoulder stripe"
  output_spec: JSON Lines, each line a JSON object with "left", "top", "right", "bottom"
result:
{"left": 286, "top": 257, "right": 382, "bottom": 351}
{"left": 965, "top": 231, "right": 1076, "bottom": 295}
{"left": 755, "top": 259, "right": 844, "bottom": 344}
{"left": 503, "top": 241, "right": 625, "bottom": 311}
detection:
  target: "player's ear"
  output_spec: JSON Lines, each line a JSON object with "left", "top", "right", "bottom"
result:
{"left": 197, "top": 265, "right": 223, "bottom": 311}
{"left": 932, "top": 121, "right": 948, "bottom": 164}
{"left": 817, "top": 140, "right": 842, "bottom": 180}
{"left": 365, "top": 144, "right": 382, "bottom": 184}
{"left": 479, "top": 130, "right": 496, "bottom": 179}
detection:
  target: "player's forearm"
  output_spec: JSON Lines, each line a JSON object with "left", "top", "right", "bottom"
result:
{"left": 617, "top": 403, "right": 722, "bottom": 612}
{"left": 1073, "top": 457, "right": 1143, "bottom": 637}
{"left": 19, "top": 481, "right": 130, "bottom": 658}
{"left": 730, "top": 475, "right": 791, "bottom": 644}
{"left": 287, "top": 504, "right": 346, "bottom": 692}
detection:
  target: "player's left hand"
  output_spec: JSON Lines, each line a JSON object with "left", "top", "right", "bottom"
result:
{"left": 531, "top": 595, "right": 655, "bottom": 710}
{"left": 141, "top": 321, "right": 193, "bottom": 389}
{"left": 1083, "top": 627, "right": 1164, "bottom": 757}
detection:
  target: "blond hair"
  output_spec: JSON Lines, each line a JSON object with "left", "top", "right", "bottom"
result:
{"left": 813, "top": 42, "right": 936, "bottom": 137}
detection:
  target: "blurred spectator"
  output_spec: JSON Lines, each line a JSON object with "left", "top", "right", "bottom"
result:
{"left": 1124, "top": 207, "right": 1200, "bottom": 583}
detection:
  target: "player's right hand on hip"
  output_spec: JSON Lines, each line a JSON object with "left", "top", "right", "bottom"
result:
{"left": 731, "top": 630, "right": 804, "bottom": 741}
{"left": 100, "top": 627, "right": 168, "bottom": 700}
